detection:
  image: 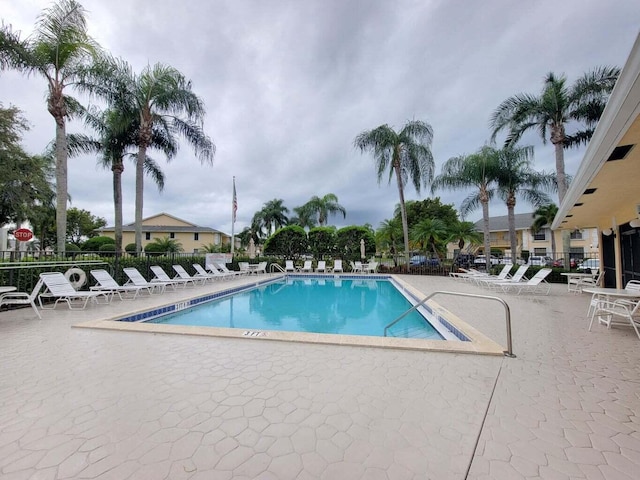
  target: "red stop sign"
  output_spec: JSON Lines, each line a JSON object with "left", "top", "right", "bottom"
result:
{"left": 14, "top": 228, "right": 33, "bottom": 241}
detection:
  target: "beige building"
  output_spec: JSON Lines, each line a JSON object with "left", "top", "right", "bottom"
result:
{"left": 100, "top": 213, "right": 231, "bottom": 253}
{"left": 468, "top": 213, "right": 599, "bottom": 261}
{"left": 552, "top": 33, "right": 640, "bottom": 288}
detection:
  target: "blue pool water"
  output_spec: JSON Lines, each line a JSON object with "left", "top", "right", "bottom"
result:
{"left": 148, "top": 277, "right": 446, "bottom": 340}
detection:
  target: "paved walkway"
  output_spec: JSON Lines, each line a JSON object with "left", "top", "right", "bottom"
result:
{"left": 0, "top": 275, "right": 638, "bottom": 479}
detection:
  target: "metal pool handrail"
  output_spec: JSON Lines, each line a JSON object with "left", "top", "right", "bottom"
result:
{"left": 383, "top": 290, "right": 515, "bottom": 358}
{"left": 269, "top": 263, "right": 285, "bottom": 273}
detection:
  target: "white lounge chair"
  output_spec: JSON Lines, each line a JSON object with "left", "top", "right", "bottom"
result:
{"left": 90, "top": 269, "right": 152, "bottom": 300}
{"left": 285, "top": 260, "right": 297, "bottom": 273}
{"left": 496, "top": 268, "right": 552, "bottom": 295}
{"left": 332, "top": 260, "right": 343, "bottom": 273}
{"left": 191, "top": 264, "right": 221, "bottom": 282}
{"left": 300, "top": 260, "right": 313, "bottom": 273}
{"left": 172, "top": 265, "right": 208, "bottom": 285}
{"left": 0, "top": 279, "right": 43, "bottom": 318}
{"left": 205, "top": 264, "right": 235, "bottom": 280}
{"left": 473, "top": 264, "right": 514, "bottom": 286}
{"left": 123, "top": 267, "right": 167, "bottom": 294}
{"left": 482, "top": 265, "right": 529, "bottom": 289}
{"left": 316, "top": 261, "right": 327, "bottom": 273}
{"left": 38, "top": 272, "right": 111, "bottom": 310}
{"left": 214, "top": 262, "right": 245, "bottom": 276}
{"left": 150, "top": 266, "right": 191, "bottom": 288}
{"left": 590, "top": 297, "right": 640, "bottom": 340}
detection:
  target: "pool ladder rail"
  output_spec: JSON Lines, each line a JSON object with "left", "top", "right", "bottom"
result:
{"left": 383, "top": 290, "right": 515, "bottom": 358}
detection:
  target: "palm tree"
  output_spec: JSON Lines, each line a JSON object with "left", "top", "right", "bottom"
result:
{"left": 494, "top": 145, "right": 556, "bottom": 259}
{"left": 259, "top": 199, "right": 289, "bottom": 236}
{"left": 290, "top": 205, "right": 317, "bottom": 230}
{"left": 490, "top": 67, "right": 619, "bottom": 204}
{"left": 432, "top": 146, "right": 499, "bottom": 261}
{"left": 410, "top": 218, "right": 448, "bottom": 260}
{"left": 300, "top": 193, "right": 346, "bottom": 226}
{"left": 149, "top": 236, "right": 183, "bottom": 253}
{"left": 67, "top": 105, "right": 172, "bottom": 252}
{"left": 376, "top": 218, "right": 402, "bottom": 267}
{"left": 531, "top": 203, "right": 559, "bottom": 260}
{"left": 446, "top": 220, "right": 482, "bottom": 260}
{"left": 354, "top": 120, "right": 435, "bottom": 265}
{"left": 76, "top": 57, "right": 215, "bottom": 252}
{"left": 0, "top": 0, "right": 100, "bottom": 253}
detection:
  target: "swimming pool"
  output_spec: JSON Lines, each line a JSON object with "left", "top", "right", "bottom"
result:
{"left": 145, "top": 277, "right": 454, "bottom": 340}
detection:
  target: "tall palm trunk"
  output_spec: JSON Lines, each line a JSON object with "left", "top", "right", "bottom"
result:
{"left": 480, "top": 185, "right": 491, "bottom": 266}
{"left": 507, "top": 194, "right": 517, "bottom": 259}
{"left": 112, "top": 159, "right": 124, "bottom": 253}
{"left": 394, "top": 163, "right": 410, "bottom": 266}
{"left": 135, "top": 145, "right": 146, "bottom": 253}
{"left": 551, "top": 124, "right": 571, "bottom": 263}
{"left": 49, "top": 83, "right": 68, "bottom": 254}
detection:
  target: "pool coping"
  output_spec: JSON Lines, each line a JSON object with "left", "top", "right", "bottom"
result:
{"left": 73, "top": 274, "right": 505, "bottom": 356}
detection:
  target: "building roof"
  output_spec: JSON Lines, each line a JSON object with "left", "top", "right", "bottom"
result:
{"left": 552, "top": 33, "right": 640, "bottom": 230}
{"left": 473, "top": 213, "right": 534, "bottom": 232}
{"left": 100, "top": 212, "right": 228, "bottom": 235}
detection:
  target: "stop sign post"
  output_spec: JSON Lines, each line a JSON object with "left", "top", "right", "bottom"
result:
{"left": 14, "top": 228, "right": 33, "bottom": 242}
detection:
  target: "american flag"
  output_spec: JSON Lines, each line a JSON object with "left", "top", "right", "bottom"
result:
{"left": 232, "top": 178, "right": 237, "bottom": 223}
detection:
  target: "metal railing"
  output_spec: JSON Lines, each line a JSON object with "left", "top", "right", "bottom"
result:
{"left": 383, "top": 290, "right": 515, "bottom": 357}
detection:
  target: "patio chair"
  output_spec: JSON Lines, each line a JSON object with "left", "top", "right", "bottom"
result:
{"left": 255, "top": 261, "right": 268, "bottom": 274}
{"left": 90, "top": 269, "right": 153, "bottom": 300}
{"left": 316, "top": 261, "right": 327, "bottom": 273}
{"left": 214, "top": 262, "right": 245, "bottom": 276}
{"left": 332, "top": 260, "right": 344, "bottom": 273}
{"left": 590, "top": 297, "right": 640, "bottom": 340}
{"left": 191, "top": 264, "right": 221, "bottom": 282}
{"left": 351, "top": 261, "right": 363, "bottom": 273}
{"left": 482, "top": 265, "right": 529, "bottom": 289}
{"left": 497, "top": 268, "right": 552, "bottom": 295}
{"left": 150, "top": 266, "right": 191, "bottom": 288}
{"left": 300, "top": 260, "right": 313, "bottom": 273}
{"left": 205, "top": 264, "right": 235, "bottom": 280}
{"left": 473, "top": 264, "right": 514, "bottom": 286}
{"left": 238, "top": 262, "right": 251, "bottom": 274}
{"left": 0, "top": 279, "right": 43, "bottom": 318}
{"left": 38, "top": 272, "right": 111, "bottom": 310}
{"left": 285, "top": 260, "right": 297, "bottom": 272}
{"left": 122, "top": 267, "right": 168, "bottom": 294}
{"left": 365, "top": 261, "right": 378, "bottom": 273}
{"left": 172, "top": 265, "right": 208, "bottom": 286}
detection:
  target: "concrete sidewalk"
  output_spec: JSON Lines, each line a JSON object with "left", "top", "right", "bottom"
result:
{"left": 0, "top": 274, "right": 637, "bottom": 479}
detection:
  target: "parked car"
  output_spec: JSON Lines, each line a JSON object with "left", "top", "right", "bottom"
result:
{"left": 528, "top": 255, "right": 553, "bottom": 266}
{"left": 499, "top": 256, "right": 525, "bottom": 265}
{"left": 474, "top": 255, "right": 499, "bottom": 266}
{"left": 577, "top": 258, "right": 600, "bottom": 272}
{"left": 410, "top": 255, "right": 440, "bottom": 266}
{"left": 552, "top": 258, "right": 578, "bottom": 268}
{"left": 454, "top": 253, "right": 475, "bottom": 268}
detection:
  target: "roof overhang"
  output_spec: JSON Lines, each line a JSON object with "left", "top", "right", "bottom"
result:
{"left": 552, "top": 33, "right": 640, "bottom": 231}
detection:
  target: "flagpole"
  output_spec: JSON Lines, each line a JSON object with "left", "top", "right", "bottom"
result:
{"left": 231, "top": 176, "right": 236, "bottom": 257}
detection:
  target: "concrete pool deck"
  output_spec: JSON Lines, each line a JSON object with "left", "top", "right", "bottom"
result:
{"left": 0, "top": 274, "right": 638, "bottom": 479}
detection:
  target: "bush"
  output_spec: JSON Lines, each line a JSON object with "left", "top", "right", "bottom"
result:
{"left": 263, "top": 226, "right": 308, "bottom": 258}
{"left": 125, "top": 243, "right": 137, "bottom": 253}
{"left": 335, "top": 226, "right": 375, "bottom": 262}
{"left": 81, "top": 236, "right": 115, "bottom": 251}
{"left": 143, "top": 242, "right": 165, "bottom": 256}
{"left": 99, "top": 243, "right": 116, "bottom": 257}
{"left": 64, "top": 243, "right": 81, "bottom": 257}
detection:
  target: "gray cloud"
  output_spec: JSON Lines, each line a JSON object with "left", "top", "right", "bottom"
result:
{"left": 3, "top": 0, "right": 639, "bottom": 236}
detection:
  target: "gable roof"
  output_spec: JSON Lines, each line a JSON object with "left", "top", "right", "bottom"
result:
{"left": 100, "top": 212, "right": 228, "bottom": 235}
{"left": 124, "top": 212, "right": 195, "bottom": 227}
{"left": 473, "top": 213, "right": 534, "bottom": 232}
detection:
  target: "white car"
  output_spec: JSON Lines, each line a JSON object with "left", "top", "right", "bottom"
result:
{"left": 577, "top": 259, "right": 600, "bottom": 271}
{"left": 528, "top": 256, "right": 552, "bottom": 266}
{"left": 474, "top": 255, "right": 499, "bottom": 265}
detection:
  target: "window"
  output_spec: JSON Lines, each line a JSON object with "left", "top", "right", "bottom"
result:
{"left": 169, "top": 232, "right": 175, "bottom": 239}
{"left": 194, "top": 232, "right": 199, "bottom": 241}
{"left": 534, "top": 248, "right": 547, "bottom": 256}
{"left": 193, "top": 248, "right": 199, "bottom": 254}
{"left": 145, "top": 232, "right": 151, "bottom": 240}
{"left": 215, "top": 233, "right": 221, "bottom": 245}
{"left": 533, "top": 229, "right": 546, "bottom": 241}
{"left": 570, "top": 230, "right": 583, "bottom": 240}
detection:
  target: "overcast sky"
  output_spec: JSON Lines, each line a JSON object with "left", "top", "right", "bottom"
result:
{"left": 2, "top": 0, "right": 639, "bottom": 235}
